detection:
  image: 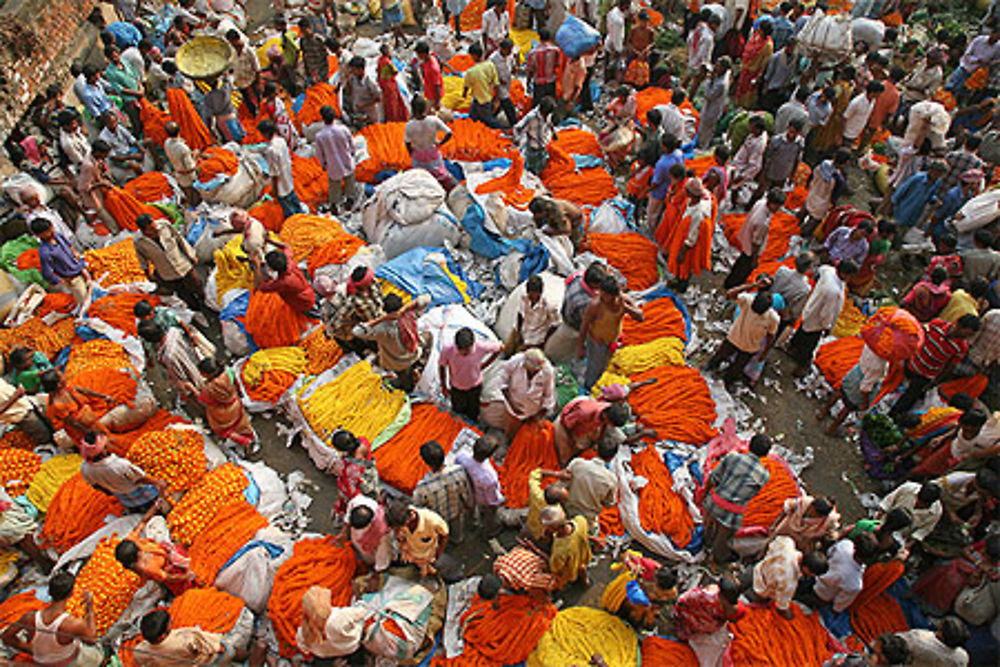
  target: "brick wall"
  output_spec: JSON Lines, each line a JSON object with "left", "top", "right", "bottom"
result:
{"left": 0, "top": 0, "right": 97, "bottom": 139}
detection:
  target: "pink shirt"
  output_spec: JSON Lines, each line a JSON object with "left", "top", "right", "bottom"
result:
{"left": 439, "top": 340, "right": 502, "bottom": 390}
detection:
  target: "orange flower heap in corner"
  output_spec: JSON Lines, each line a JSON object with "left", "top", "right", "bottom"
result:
{"left": 67, "top": 537, "right": 143, "bottom": 635}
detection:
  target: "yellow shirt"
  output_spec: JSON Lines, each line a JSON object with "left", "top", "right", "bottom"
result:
{"left": 398, "top": 507, "right": 448, "bottom": 566}
{"left": 939, "top": 289, "right": 979, "bottom": 323}
{"left": 463, "top": 61, "right": 499, "bottom": 105}
{"left": 525, "top": 469, "right": 545, "bottom": 541}
{"left": 550, "top": 516, "right": 592, "bottom": 585}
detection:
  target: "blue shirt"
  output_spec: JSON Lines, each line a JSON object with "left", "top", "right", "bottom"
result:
{"left": 649, "top": 149, "right": 683, "bottom": 200}
{"left": 107, "top": 21, "right": 142, "bottom": 48}
{"left": 930, "top": 184, "right": 970, "bottom": 239}
{"left": 78, "top": 81, "right": 114, "bottom": 119}
{"left": 892, "top": 172, "right": 942, "bottom": 228}
{"left": 38, "top": 234, "right": 85, "bottom": 284}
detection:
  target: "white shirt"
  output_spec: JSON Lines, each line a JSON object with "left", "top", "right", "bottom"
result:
{"left": 656, "top": 103, "right": 685, "bottom": 143}
{"left": 404, "top": 116, "right": 450, "bottom": 152}
{"left": 497, "top": 354, "right": 556, "bottom": 419}
{"left": 687, "top": 22, "right": 715, "bottom": 72}
{"left": 950, "top": 411, "right": 1000, "bottom": 461}
{"left": 264, "top": 136, "right": 294, "bottom": 197}
{"left": 482, "top": 9, "right": 510, "bottom": 47}
{"left": 897, "top": 629, "right": 969, "bottom": 667}
{"left": 814, "top": 539, "right": 865, "bottom": 612}
{"left": 121, "top": 46, "right": 146, "bottom": 79}
{"left": 164, "top": 137, "right": 197, "bottom": 187}
{"left": 731, "top": 131, "right": 768, "bottom": 182}
{"left": 855, "top": 344, "right": 890, "bottom": 393}
{"left": 800, "top": 265, "right": 845, "bottom": 333}
{"left": 736, "top": 198, "right": 772, "bottom": 256}
{"left": 605, "top": 7, "right": 626, "bottom": 53}
{"left": 518, "top": 294, "right": 560, "bottom": 346}
{"left": 879, "top": 481, "right": 943, "bottom": 542}
{"left": 488, "top": 50, "right": 517, "bottom": 100}
{"left": 842, "top": 93, "right": 874, "bottom": 141}
{"left": 683, "top": 195, "right": 713, "bottom": 247}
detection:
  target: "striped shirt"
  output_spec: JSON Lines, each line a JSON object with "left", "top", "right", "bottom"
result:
{"left": 528, "top": 44, "right": 562, "bottom": 85}
{"left": 413, "top": 464, "right": 471, "bottom": 521}
{"left": 704, "top": 452, "right": 770, "bottom": 529}
{"left": 907, "top": 318, "right": 969, "bottom": 379}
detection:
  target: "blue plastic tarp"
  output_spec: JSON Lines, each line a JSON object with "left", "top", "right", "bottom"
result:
{"left": 375, "top": 247, "right": 483, "bottom": 307}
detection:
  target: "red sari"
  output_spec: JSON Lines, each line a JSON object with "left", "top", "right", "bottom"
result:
{"left": 667, "top": 193, "right": 717, "bottom": 280}
{"left": 733, "top": 31, "right": 773, "bottom": 108}
{"left": 378, "top": 55, "right": 409, "bottom": 122}
{"left": 654, "top": 177, "right": 690, "bottom": 251}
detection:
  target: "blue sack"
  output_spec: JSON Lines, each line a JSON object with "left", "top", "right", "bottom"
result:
{"left": 556, "top": 15, "right": 600, "bottom": 59}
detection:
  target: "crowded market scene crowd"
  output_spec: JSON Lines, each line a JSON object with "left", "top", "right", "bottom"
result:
{"left": 6, "top": 0, "right": 1000, "bottom": 662}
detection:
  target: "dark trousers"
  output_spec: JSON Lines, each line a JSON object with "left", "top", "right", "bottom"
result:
{"left": 498, "top": 97, "right": 518, "bottom": 127}
{"left": 240, "top": 80, "right": 260, "bottom": 117}
{"left": 450, "top": 384, "right": 483, "bottom": 421}
{"left": 889, "top": 367, "right": 933, "bottom": 420}
{"left": 157, "top": 270, "right": 205, "bottom": 313}
{"left": 705, "top": 339, "right": 753, "bottom": 385}
{"left": 724, "top": 253, "right": 757, "bottom": 289}
{"left": 789, "top": 328, "right": 823, "bottom": 368}
{"left": 470, "top": 100, "right": 502, "bottom": 129}
{"left": 334, "top": 336, "right": 377, "bottom": 356}
{"left": 532, "top": 81, "right": 556, "bottom": 106}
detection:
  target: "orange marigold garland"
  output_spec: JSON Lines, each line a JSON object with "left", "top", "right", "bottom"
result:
{"left": 245, "top": 290, "right": 312, "bottom": 348}
{"left": 742, "top": 457, "right": 801, "bottom": 529}
{"left": 627, "top": 366, "right": 717, "bottom": 445}
{"left": 88, "top": 293, "right": 161, "bottom": 336}
{"left": 268, "top": 536, "right": 357, "bottom": 658}
{"left": 187, "top": 501, "right": 268, "bottom": 585}
{"left": 497, "top": 420, "right": 558, "bottom": 508}
{"left": 167, "top": 463, "right": 250, "bottom": 545}
{"left": 432, "top": 594, "right": 558, "bottom": 666}
{"left": 66, "top": 537, "right": 143, "bottom": 635}
{"left": 169, "top": 587, "right": 246, "bottom": 632}
{"left": 85, "top": 240, "right": 148, "bottom": 285}
{"left": 640, "top": 636, "right": 699, "bottom": 666}
{"left": 126, "top": 429, "right": 208, "bottom": 494}
{"left": 621, "top": 298, "right": 688, "bottom": 344}
{"left": 301, "top": 326, "right": 344, "bottom": 375}
{"left": 65, "top": 339, "right": 134, "bottom": 378}
{"left": 0, "top": 317, "right": 75, "bottom": 358}
{"left": 729, "top": 604, "right": 836, "bottom": 666}
{"left": 39, "top": 473, "right": 123, "bottom": 552}
{"left": 586, "top": 233, "right": 661, "bottom": 291}
{"left": 631, "top": 446, "right": 694, "bottom": 547}
{"left": 0, "top": 449, "right": 42, "bottom": 497}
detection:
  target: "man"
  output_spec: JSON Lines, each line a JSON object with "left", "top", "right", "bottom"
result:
{"left": 705, "top": 278, "right": 780, "bottom": 387}
{"left": 298, "top": 17, "right": 329, "bottom": 86}
{"left": 771, "top": 251, "right": 815, "bottom": 337}
{"left": 0, "top": 571, "right": 101, "bottom": 666}
{"left": 405, "top": 94, "right": 456, "bottom": 190}
{"left": 842, "top": 81, "right": 884, "bottom": 148}
{"left": 702, "top": 435, "right": 772, "bottom": 565}
{"left": 134, "top": 213, "right": 206, "bottom": 316}
{"left": 414, "top": 42, "right": 443, "bottom": 110}
{"left": 825, "top": 222, "right": 872, "bottom": 266}
{"left": 859, "top": 67, "right": 903, "bottom": 150}
{"left": 604, "top": 0, "right": 628, "bottom": 82}
{"left": 789, "top": 260, "right": 857, "bottom": 377}
{"left": 879, "top": 481, "right": 943, "bottom": 543}
{"left": 77, "top": 64, "right": 116, "bottom": 123}
{"left": 556, "top": 438, "right": 618, "bottom": 530}
{"left": 80, "top": 431, "right": 166, "bottom": 512}
{"left": 889, "top": 314, "right": 982, "bottom": 419}
{"left": 98, "top": 110, "right": 143, "bottom": 182}
{"left": 814, "top": 532, "right": 878, "bottom": 612}
{"left": 526, "top": 29, "right": 562, "bottom": 106}
{"left": 656, "top": 90, "right": 694, "bottom": 146}
{"left": 801, "top": 148, "right": 851, "bottom": 237}
{"left": 438, "top": 327, "right": 501, "bottom": 421}
{"left": 488, "top": 38, "right": 518, "bottom": 127}
{"left": 806, "top": 86, "right": 835, "bottom": 139}
{"left": 30, "top": 217, "right": 91, "bottom": 314}
{"left": 315, "top": 105, "right": 356, "bottom": 214}
{"left": 258, "top": 119, "right": 301, "bottom": 219}
{"left": 760, "top": 118, "right": 804, "bottom": 192}
{"left": 255, "top": 247, "right": 317, "bottom": 317}
{"left": 524, "top": 469, "right": 570, "bottom": 544}
{"left": 685, "top": 10, "right": 718, "bottom": 98}
{"left": 0, "top": 377, "right": 51, "bottom": 445}
{"left": 510, "top": 274, "right": 559, "bottom": 353}
{"left": 321, "top": 266, "right": 384, "bottom": 355}
{"left": 892, "top": 159, "right": 948, "bottom": 232}
{"left": 77, "top": 139, "right": 118, "bottom": 232}
{"left": 562, "top": 262, "right": 606, "bottom": 331}
{"left": 413, "top": 440, "right": 472, "bottom": 542}
{"left": 134, "top": 607, "right": 257, "bottom": 666}
{"left": 896, "top": 617, "right": 971, "bottom": 667}
{"left": 647, "top": 133, "right": 684, "bottom": 232}
{"left": 724, "top": 188, "right": 785, "bottom": 289}
{"left": 341, "top": 56, "right": 381, "bottom": 127}
{"left": 900, "top": 48, "right": 944, "bottom": 111}
{"left": 203, "top": 76, "right": 245, "bottom": 144}
{"left": 214, "top": 208, "right": 285, "bottom": 276}
{"left": 352, "top": 293, "right": 432, "bottom": 392}
{"left": 481, "top": 348, "right": 557, "bottom": 436}
{"left": 578, "top": 276, "right": 644, "bottom": 390}
{"left": 138, "top": 320, "right": 206, "bottom": 400}
{"left": 463, "top": 43, "right": 501, "bottom": 129}
{"left": 554, "top": 397, "right": 629, "bottom": 467}
{"left": 930, "top": 170, "right": 983, "bottom": 243}
{"left": 164, "top": 120, "right": 200, "bottom": 205}
{"left": 549, "top": 511, "right": 592, "bottom": 587}
{"left": 962, "top": 229, "right": 1000, "bottom": 284}
{"left": 774, "top": 86, "right": 810, "bottom": 136}
{"left": 387, "top": 501, "right": 449, "bottom": 577}
{"left": 344, "top": 495, "right": 393, "bottom": 571}
{"left": 227, "top": 29, "right": 260, "bottom": 116}
{"left": 104, "top": 44, "right": 144, "bottom": 133}
{"left": 946, "top": 24, "right": 1000, "bottom": 95}
{"left": 729, "top": 115, "right": 769, "bottom": 194}
{"left": 750, "top": 536, "right": 828, "bottom": 619}
{"left": 943, "top": 135, "right": 985, "bottom": 193}
{"left": 760, "top": 37, "right": 801, "bottom": 113}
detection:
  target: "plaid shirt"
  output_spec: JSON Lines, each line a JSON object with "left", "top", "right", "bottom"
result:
{"left": 494, "top": 546, "right": 557, "bottom": 591}
{"left": 413, "top": 464, "right": 471, "bottom": 521}
{"left": 300, "top": 34, "right": 329, "bottom": 81}
{"left": 943, "top": 149, "right": 984, "bottom": 191}
{"left": 704, "top": 452, "right": 770, "bottom": 529}
{"left": 969, "top": 309, "right": 1000, "bottom": 367}
{"left": 321, "top": 291, "right": 385, "bottom": 340}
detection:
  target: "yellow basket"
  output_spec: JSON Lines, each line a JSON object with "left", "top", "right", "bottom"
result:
{"left": 176, "top": 36, "right": 234, "bottom": 81}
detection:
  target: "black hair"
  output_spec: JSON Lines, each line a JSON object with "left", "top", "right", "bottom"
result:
{"left": 49, "top": 570, "right": 76, "bottom": 601}
{"left": 938, "top": 617, "right": 970, "bottom": 649}
{"left": 383, "top": 293, "right": 403, "bottom": 313}
{"left": 543, "top": 483, "right": 566, "bottom": 504}
{"left": 917, "top": 482, "right": 941, "bottom": 505}
{"left": 812, "top": 497, "right": 833, "bottom": 516}
{"left": 349, "top": 56, "right": 366, "bottom": 69}
{"left": 385, "top": 500, "right": 410, "bottom": 527}
{"left": 749, "top": 434, "right": 772, "bottom": 457}
{"left": 974, "top": 229, "right": 995, "bottom": 247}
{"left": 766, "top": 188, "right": 787, "bottom": 206}
{"left": 802, "top": 551, "right": 829, "bottom": 576}
{"left": 600, "top": 276, "right": 621, "bottom": 296}
{"left": 265, "top": 249, "right": 288, "bottom": 273}
{"left": 718, "top": 578, "right": 740, "bottom": 604}
{"left": 91, "top": 139, "right": 111, "bottom": 156}
{"left": 133, "top": 299, "right": 154, "bottom": 318}
{"left": 583, "top": 263, "right": 606, "bottom": 287}
{"left": 655, "top": 566, "right": 678, "bottom": 590}
{"left": 454, "top": 327, "right": 474, "bottom": 349}
{"left": 538, "top": 28, "right": 551, "bottom": 41}
{"left": 332, "top": 430, "right": 360, "bottom": 453}
{"left": 115, "top": 539, "right": 140, "bottom": 568}
{"left": 197, "top": 357, "right": 220, "bottom": 377}
{"left": 478, "top": 573, "right": 503, "bottom": 600}
{"left": 420, "top": 440, "right": 445, "bottom": 469}
{"left": 879, "top": 633, "right": 910, "bottom": 665}
{"left": 349, "top": 504, "right": 374, "bottom": 529}
{"left": 837, "top": 259, "right": 860, "bottom": 277}
{"left": 258, "top": 119, "right": 277, "bottom": 139}
{"left": 225, "top": 28, "right": 241, "bottom": 41}
{"left": 606, "top": 403, "right": 629, "bottom": 427}
{"left": 929, "top": 266, "right": 949, "bottom": 284}
{"left": 751, "top": 292, "right": 774, "bottom": 315}
{"left": 415, "top": 41, "right": 430, "bottom": 54}
{"left": 834, "top": 147, "right": 853, "bottom": 165}
{"left": 320, "top": 105, "right": 337, "bottom": 124}
{"left": 140, "top": 609, "right": 171, "bottom": 644}
{"left": 526, "top": 274, "right": 543, "bottom": 293}
{"left": 8, "top": 347, "right": 32, "bottom": 370}
{"left": 473, "top": 436, "right": 497, "bottom": 462}
{"left": 39, "top": 368, "right": 61, "bottom": 393}
{"left": 597, "top": 438, "right": 618, "bottom": 462}
{"left": 539, "top": 96, "right": 556, "bottom": 116}
{"left": 135, "top": 213, "right": 154, "bottom": 230}
{"left": 882, "top": 508, "right": 912, "bottom": 533}
{"left": 138, "top": 319, "right": 165, "bottom": 344}
{"left": 29, "top": 217, "right": 53, "bottom": 235}
{"left": 468, "top": 43, "right": 483, "bottom": 58}
{"left": 411, "top": 94, "right": 428, "bottom": 117}
{"left": 956, "top": 314, "right": 982, "bottom": 332}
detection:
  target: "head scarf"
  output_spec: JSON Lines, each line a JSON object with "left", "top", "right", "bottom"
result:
{"left": 346, "top": 267, "right": 374, "bottom": 295}
{"left": 685, "top": 177, "right": 706, "bottom": 198}
{"left": 961, "top": 168, "right": 984, "bottom": 184}
{"left": 300, "top": 587, "right": 366, "bottom": 657}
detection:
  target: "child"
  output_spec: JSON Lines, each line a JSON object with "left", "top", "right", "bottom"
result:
{"left": 455, "top": 435, "right": 505, "bottom": 536}
{"left": 438, "top": 327, "right": 502, "bottom": 421}
{"left": 329, "top": 430, "right": 379, "bottom": 517}
{"left": 626, "top": 144, "right": 658, "bottom": 224}
{"left": 514, "top": 96, "right": 557, "bottom": 175}
{"left": 507, "top": 274, "right": 560, "bottom": 354}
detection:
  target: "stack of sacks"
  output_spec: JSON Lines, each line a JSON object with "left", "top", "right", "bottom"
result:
{"left": 195, "top": 145, "right": 267, "bottom": 208}
{"left": 361, "top": 170, "right": 461, "bottom": 260}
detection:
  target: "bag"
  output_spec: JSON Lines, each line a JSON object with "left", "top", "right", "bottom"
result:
{"left": 798, "top": 11, "right": 853, "bottom": 58}
{"left": 555, "top": 15, "right": 600, "bottom": 59}
{"left": 955, "top": 578, "right": 1000, "bottom": 626}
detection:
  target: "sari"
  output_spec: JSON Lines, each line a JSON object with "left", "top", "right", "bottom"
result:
{"left": 811, "top": 79, "right": 852, "bottom": 153}
{"left": 378, "top": 55, "right": 408, "bottom": 123}
{"left": 733, "top": 31, "right": 773, "bottom": 108}
{"left": 197, "top": 370, "right": 253, "bottom": 446}
{"left": 47, "top": 386, "right": 108, "bottom": 444}
{"left": 769, "top": 495, "right": 841, "bottom": 552}
{"left": 654, "top": 176, "right": 689, "bottom": 250}
{"left": 135, "top": 537, "right": 193, "bottom": 595}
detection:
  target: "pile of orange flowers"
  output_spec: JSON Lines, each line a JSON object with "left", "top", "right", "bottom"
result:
{"left": 85, "top": 239, "right": 149, "bottom": 285}
{"left": 40, "top": 473, "right": 123, "bottom": 552}
{"left": 112, "top": 409, "right": 190, "bottom": 455}
{"left": 295, "top": 82, "right": 341, "bottom": 129}
{"left": 640, "top": 636, "right": 698, "bottom": 666}
{"left": 475, "top": 151, "right": 535, "bottom": 209}
{"left": 249, "top": 199, "right": 286, "bottom": 233}
{"left": 305, "top": 233, "right": 366, "bottom": 274}
{"left": 432, "top": 594, "right": 558, "bottom": 666}
{"left": 139, "top": 98, "right": 170, "bottom": 145}
{"left": 598, "top": 505, "right": 626, "bottom": 537}
{"left": 586, "top": 233, "right": 661, "bottom": 291}
{"left": 35, "top": 292, "right": 76, "bottom": 316}
{"left": 268, "top": 536, "right": 357, "bottom": 657}
{"left": 849, "top": 560, "right": 908, "bottom": 644}
{"left": 16, "top": 248, "right": 40, "bottom": 271}
{"left": 635, "top": 87, "right": 672, "bottom": 126}
{"left": 188, "top": 500, "right": 268, "bottom": 585}
{"left": 65, "top": 339, "right": 134, "bottom": 378}
{"left": 123, "top": 172, "right": 175, "bottom": 203}
{"left": 0, "top": 449, "right": 42, "bottom": 497}
{"left": 246, "top": 290, "right": 312, "bottom": 348}
{"left": 355, "top": 122, "right": 410, "bottom": 182}
{"left": 628, "top": 366, "right": 717, "bottom": 445}
{"left": 67, "top": 537, "right": 143, "bottom": 635}
{"left": 244, "top": 368, "right": 297, "bottom": 404}
{"left": 742, "top": 457, "right": 801, "bottom": 529}
{"left": 197, "top": 146, "right": 240, "bottom": 183}
{"left": 541, "top": 144, "right": 618, "bottom": 207}
{"left": 279, "top": 214, "right": 351, "bottom": 263}
{"left": 441, "top": 118, "right": 514, "bottom": 162}
{"left": 88, "top": 293, "right": 160, "bottom": 336}
{"left": 632, "top": 446, "right": 694, "bottom": 547}
{"left": 0, "top": 591, "right": 45, "bottom": 630}
{"left": 0, "top": 429, "right": 36, "bottom": 451}
{"left": 66, "top": 368, "right": 138, "bottom": 416}
{"left": 0, "top": 317, "right": 74, "bottom": 358}
{"left": 102, "top": 187, "right": 160, "bottom": 232}
{"left": 729, "top": 604, "right": 836, "bottom": 666}
{"left": 497, "top": 420, "right": 557, "bottom": 508}
{"left": 126, "top": 429, "right": 207, "bottom": 494}
{"left": 167, "top": 463, "right": 250, "bottom": 545}
{"left": 167, "top": 88, "right": 214, "bottom": 151}
{"left": 621, "top": 298, "right": 687, "bottom": 344}
{"left": 170, "top": 587, "right": 246, "bottom": 632}
{"left": 550, "top": 128, "right": 602, "bottom": 157}
{"left": 374, "top": 403, "right": 475, "bottom": 493}
{"left": 301, "top": 326, "right": 343, "bottom": 375}
{"left": 291, "top": 155, "right": 329, "bottom": 208}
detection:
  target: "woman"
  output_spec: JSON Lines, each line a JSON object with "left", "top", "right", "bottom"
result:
{"left": 196, "top": 358, "right": 256, "bottom": 455}
{"left": 811, "top": 67, "right": 856, "bottom": 155}
{"left": 848, "top": 220, "right": 894, "bottom": 295}
{"left": 377, "top": 45, "right": 409, "bottom": 122}
{"left": 769, "top": 495, "right": 841, "bottom": 552}
{"left": 114, "top": 500, "right": 195, "bottom": 595}
{"left": 404, "top": 95, "right": 455, "bottom": 190}
{"left": 329, "top": 430, "right": 378, "bottom": 517}
{"left": 598, "top": 86, "right": 638, "bottom": 169}
{"left": 733, "top": 21, "right": 773, "bottom": 109}
{"left": 260, "top": 80, "right": 300, "bottom": 148}
{"left": 667, "top": 177, "right": 717, "bottom": 290}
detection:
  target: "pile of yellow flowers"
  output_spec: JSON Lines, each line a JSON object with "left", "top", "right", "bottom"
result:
{"left": 167, "top": 463, "right": 249, "bottom": 545}
{"left": 25, "top": 454, "right": 82, "bottom": 513}
{"left": 213, "top": 236, "right": 254, "bottom": 300}
{"left": 0, "top": 449, "right": 42, "bottom": 497}
{"left": 832, "top": 298, "right": 866, "bottom": 338}
{"left": 297, "top": 360, "right": 406, "bottom": 443}
{"left": 65, "top": 339, "right": 135, "bottom": 378}
{"left": 0, "top": 317, "right": 75, "bottom": 358}
{"left": 242, "top": 347, "right": 307, "bottom": 386}
{"left": 127, "top": 430, "right": 208, "bottom": 494}
{"left": 67, "top": 537, "right": 142, "bottom": 635}
{"left": 300, "top": 327, "right": 343, "bottom": 376}
{"left": 608, "top": 336, "right": 685, "bottom": 375}
{"left": 84, "top": 240, "right": 148, "bottom": 285}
